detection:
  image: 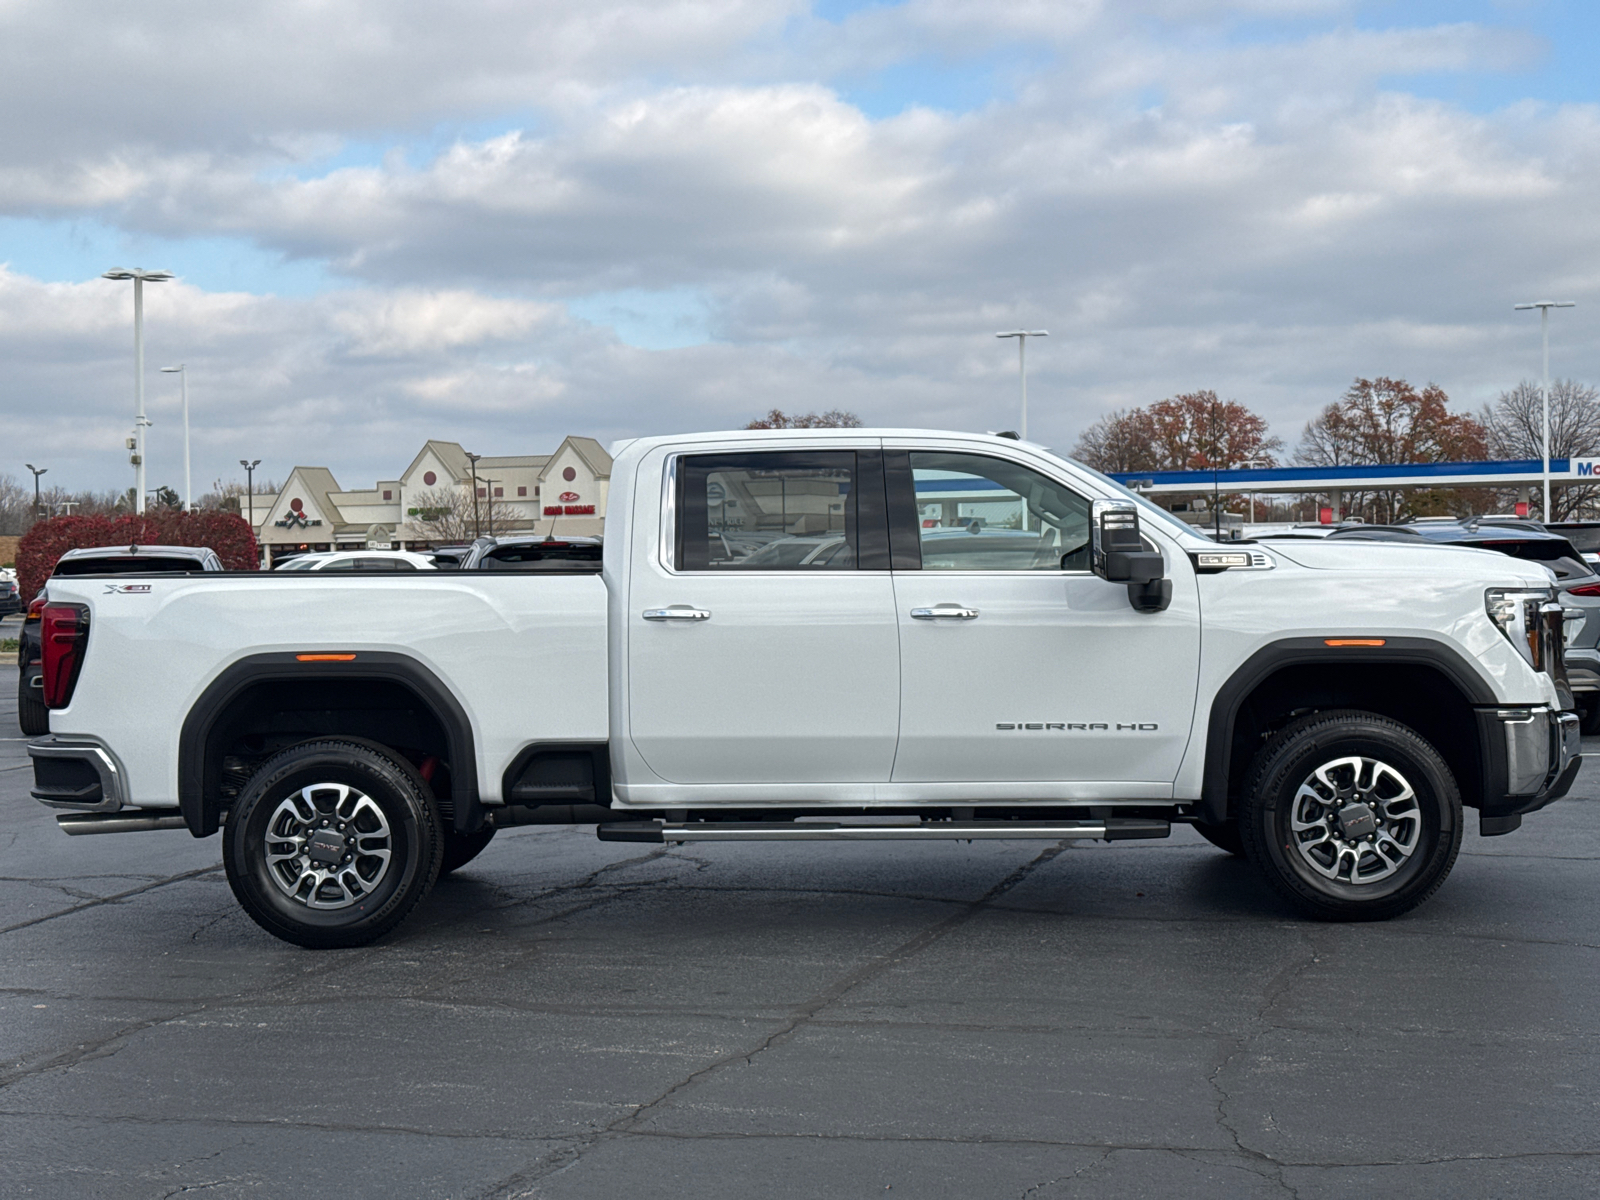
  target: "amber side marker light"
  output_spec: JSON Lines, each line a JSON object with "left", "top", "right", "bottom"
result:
{"left": 296, "top": 653, "right": 358, "bottom": 662}
{"left": 1324, "top": 638, "right": 1386, "bottom": 647}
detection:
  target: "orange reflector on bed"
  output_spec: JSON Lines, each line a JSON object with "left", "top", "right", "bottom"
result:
{"left": 295, "top": 653, "right": 358, "bottom": 662}
{"left": 1323, "top": 638, "right": 1386, "bottom": 647}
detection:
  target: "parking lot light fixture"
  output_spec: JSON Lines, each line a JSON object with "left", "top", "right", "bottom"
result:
{"left": 25, "top": 463, "right": 47, "bottom": 520}
{"left": 160, "top": 365, "right": 190, "bottom": 511}
{"left": 102, "top": 268, "right": 174, "bottom": 515}
{"left": 240, "top": 459, "right": 261, "bottom": 555}
{"left": 466, "top": 451, "right": 483, "bottom": 539}
{"left": 1514, "top": 300, "right": 1577, "bottom": 519}
{"left": 996, "top": 330, "right": 1048, "bottom": 441}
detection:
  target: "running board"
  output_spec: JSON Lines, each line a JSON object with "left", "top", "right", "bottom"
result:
{"left": 596, "top": 818, "right": 1170, "bottom": 844}
{"left": 57, "top": 812, "right": 189, "bottom": 836}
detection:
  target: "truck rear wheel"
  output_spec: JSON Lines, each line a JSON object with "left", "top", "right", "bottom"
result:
{"left": 18, "top": 675, "right": 48, "bottom": 737}
{"left": 1239, "top": 709, "right": 1462, "bottom": 921}
{"left": 222, "top": 739, "right": 443, "bottom": 949}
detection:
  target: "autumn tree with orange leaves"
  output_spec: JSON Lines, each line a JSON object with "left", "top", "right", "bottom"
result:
{"left": 1296, "top": 377, "right": 1487, "bottom": 522}
{"left": 1073, "top": 391, "right": 1283, "bottom": 474}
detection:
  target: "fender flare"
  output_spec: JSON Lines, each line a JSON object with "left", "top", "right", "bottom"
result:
{"left": 178, "top": 651, "right": 480, "bottom": 837}
{"left": 1199, "top": 636, "right": 1496, "bottom": 825}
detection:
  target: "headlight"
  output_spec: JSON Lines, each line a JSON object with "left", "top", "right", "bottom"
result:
{"left": 1486, "top": 588, "right": 1561, "bottom": 672}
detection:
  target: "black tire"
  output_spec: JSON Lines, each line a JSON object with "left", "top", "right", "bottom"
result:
{"left": 17, "top": 675, "right": 48, "bottom": 737}
{"left": 440, "top": 827, "right": 497, "bottom": 875}
{"left": 1238, "top": 709, "right": 1462, "bottom": 921}
{"left": 1579, "top": 696, "right": 1600, "bottom": 736}
{"left": 1193, "top": 820, "right": 1246, "bottom": 857}
{"left": 222, "top": 739, "right": 443, "bottom": 949}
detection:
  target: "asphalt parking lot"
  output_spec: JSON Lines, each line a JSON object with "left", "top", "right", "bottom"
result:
{"left": 2, "top": 680, "right": 1598, "bottom": 1198}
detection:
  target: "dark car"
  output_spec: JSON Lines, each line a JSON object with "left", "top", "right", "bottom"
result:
{"left": 0, "top": 575, "right": 19, "bottom": 616}
{"left": 17, "top": 544, "right": 224, "bottom": 736}
{"left": 1548, "top": 521, "right": 1600, "bottom": 570}
{"left": 460, "top": 535, "right": 604, "bottom": 571}
{"left": 1315, "top": 519, "right": 1600, "bottom": 730}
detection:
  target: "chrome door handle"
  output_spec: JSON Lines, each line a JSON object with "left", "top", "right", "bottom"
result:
{"left": 910, "top": 605, "right": 979, "bottom": 620}
{"left": 643, "top": 606, "right": 711, "bottom": 621}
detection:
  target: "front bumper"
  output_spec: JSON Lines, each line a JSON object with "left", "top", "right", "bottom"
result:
{"left": 1474, "top": 706, "right": 1582, "bottom": 835}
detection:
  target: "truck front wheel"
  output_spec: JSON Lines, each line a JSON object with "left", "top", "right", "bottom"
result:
{"left": 222, "top": 740, "right": 443, "bottom": 949}
{"left": 1239, "top": 710, "right": 1462, "bottom": 921}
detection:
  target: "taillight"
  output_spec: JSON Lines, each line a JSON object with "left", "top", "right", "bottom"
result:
{"left": 40, "top": 604, "right": 89, "bottom": 709}
{"left": 25, "top": 596, "right": 47, "bottom": 622}
{"left": 1567, "top": 583, "right": 1600, "bottom": 597}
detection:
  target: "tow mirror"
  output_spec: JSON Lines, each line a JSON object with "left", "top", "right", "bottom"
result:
{"left": 1090, "top": 499, "right": 1172, "bottom": 613}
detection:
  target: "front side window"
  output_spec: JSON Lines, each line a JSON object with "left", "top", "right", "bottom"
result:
{"left": 909, "top": 452, "right": 1091, "bottom": 571}
{"left": 678, "top": 451, "right": 857, "bottom": 570}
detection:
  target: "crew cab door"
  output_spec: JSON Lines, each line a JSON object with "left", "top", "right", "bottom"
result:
{"left": 886, "top": 447, "right": 1201, "bottom": 791}
{"left": 627, "top": 446, "right": 900, "bottom": 785}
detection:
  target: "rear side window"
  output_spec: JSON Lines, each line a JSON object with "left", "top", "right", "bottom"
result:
{"left": 677, "top": 451, "right": 859, "bottom": 571}
{"left": 353, "top": 557, "right": 416, "bottom": 571}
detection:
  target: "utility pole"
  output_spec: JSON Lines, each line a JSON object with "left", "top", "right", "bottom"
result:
{"left": 1514, "top": 300, "right": 1577, "bottom": 519}
{"left": 240, "top": 459, "right": 261, "bottom": 564}
{"left": 161, "top": 364, "right": 191, "bottom": 511}
{"left": 482, "top": 478, "right": 499, "bottom": 537}
{"left": 466, "top": 452, "right": 483, "bottom": 539}
{"left": 24, "top": 463, "right": 46, "bottom": 520}
{"left": 995, "top": 330, "right": 1048, "bottom": 440}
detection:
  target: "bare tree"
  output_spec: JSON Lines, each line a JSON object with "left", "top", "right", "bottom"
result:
{"left": 404, "top": 485, "right": 519, "bottom": 542}
{"left": 747, "top": 409, "right": 864, "bottom": 429}
{"left": 0, "top": 474, "right": 33, "bottom": 535}
{"left": 1482, "top": 379, "right": 1600, "bottom": 520}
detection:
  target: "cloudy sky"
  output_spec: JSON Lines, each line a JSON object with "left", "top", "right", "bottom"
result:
{"left": 2, "top": 0, "right": 1597, "bottom": 494}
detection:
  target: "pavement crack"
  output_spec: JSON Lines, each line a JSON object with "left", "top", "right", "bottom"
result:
{"left": 474, "top": 843, "right": 1068, "bottom": 1199}
{"left": 0, "top": 865, "right": 225, "bottom": 936}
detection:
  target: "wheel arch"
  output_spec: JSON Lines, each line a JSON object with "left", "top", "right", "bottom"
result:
{"left": 1200, "top": 637, "right": 1495, "bottom": 826}
{"left": 179, "top": 652, "right": 480, "bottom": 838}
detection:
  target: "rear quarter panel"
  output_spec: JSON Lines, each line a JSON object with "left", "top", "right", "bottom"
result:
{"left": 44, "top": 573, "right": 609, "bottom": 809}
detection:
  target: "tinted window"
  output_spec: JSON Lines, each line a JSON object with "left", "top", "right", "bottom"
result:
{"left": 353, "top": 557, "right": 416, "bottom": 571}
{"left": 479, "top": 542, "right": 603, "bottom": 571}
{"left": 1552, "top": 525, "right": 1600, "bottom": 553}
{"left": 54, "top": 556, "right": 204, "bottom": 575}
{"left": 1479, "top": 539, "right": 1591, "bottom": 581}
{"left": 908, "top": 452, "right": 1090, "bottom": 571}
{"left": 679, "top": 451, "right": 857, "bottom": 571}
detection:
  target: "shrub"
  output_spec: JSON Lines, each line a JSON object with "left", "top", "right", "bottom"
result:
{"left": 16, "top": 511, "right": 258, "bottom": 599}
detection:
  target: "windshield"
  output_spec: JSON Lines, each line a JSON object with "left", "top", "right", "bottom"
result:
{"left": 1062, "top": 459, "right": 1207, "bottom": 542}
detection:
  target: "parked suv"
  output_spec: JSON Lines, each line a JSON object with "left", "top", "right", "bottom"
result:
{"left": 16, "top": 544, "right": 223, "bottom": 736}
{"left": 1308, "top": 520, "right": 1600, "bottom": 730}
{"left": 273, "top": 550, "right": 437, "bottom": 572}
{"left": 461, "top": 535, "right": 603, "bottom": 571}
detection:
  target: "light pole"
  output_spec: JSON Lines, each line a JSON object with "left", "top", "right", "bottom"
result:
{"left": 995, "top": 330, "right": 1048, "bottom": 440}
{"left": 1514, "top": 300, "right": 1577, "bottom": 519}
{"left": 102, "top": 268, "right": 174, "bottom": 514}
{"left": 160, "top": 364, "right": 191, "bottom": 511}
{"left": 24, "top": 463, "right": 46, "bottom": 520}
{"left": 240, "top": 459, "right": 261, "bottom": 562}
{"left": 465, "top": 452, "right": 483, "bottom": 539}
{"left": 481, "top": 478, "right": 499, "bottom": 537}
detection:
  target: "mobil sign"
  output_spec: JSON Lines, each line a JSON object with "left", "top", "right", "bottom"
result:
{"left": 1572, "top": 459, "right": 1600, "bottom": 478}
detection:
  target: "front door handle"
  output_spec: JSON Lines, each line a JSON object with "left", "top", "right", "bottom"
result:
{"left": 643, "top": 606, "right": 711, "bottom": 621}
{"left": 910, "top": 605, "right": 979, "bottom": 620}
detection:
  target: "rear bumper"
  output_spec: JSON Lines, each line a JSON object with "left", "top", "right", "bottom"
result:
{"left": 1474, "top": 706, "right": 1582, "bottom": 835}
{"left": 27, "top": 737, "right": 128, "bottom": 812}
{"left": 1565, "top": 648, "right": 1600, "bottom": 694}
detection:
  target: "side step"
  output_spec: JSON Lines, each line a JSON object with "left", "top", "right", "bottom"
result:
{"left": 596, "top": 818, "right": 1170, "bottom": 844}
{"left": 57, "top": 813, "right": 189, "bottom": 836}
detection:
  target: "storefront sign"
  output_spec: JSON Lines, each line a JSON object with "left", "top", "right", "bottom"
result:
{"left": 544, "top": 505, "right": 596, "bottom": 515}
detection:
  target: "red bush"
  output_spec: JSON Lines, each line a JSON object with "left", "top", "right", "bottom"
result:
{"left": 16, "top": 511, "right": 259, "bottom": 600}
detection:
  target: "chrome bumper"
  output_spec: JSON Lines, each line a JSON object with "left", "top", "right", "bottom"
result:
{"left": 1479, "top": 706, "right": 1582, "bottom": 835}
{"left": 27, "top": 737, "right": 127, "bottom": 812}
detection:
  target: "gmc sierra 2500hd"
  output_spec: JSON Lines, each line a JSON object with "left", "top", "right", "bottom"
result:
{"left": 27, "top": 429, "right": 1581, "bottom": 947}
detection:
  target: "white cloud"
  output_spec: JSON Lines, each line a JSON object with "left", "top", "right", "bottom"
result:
{"left": 0, "top": 0, "right": 1596, "bottom": 495}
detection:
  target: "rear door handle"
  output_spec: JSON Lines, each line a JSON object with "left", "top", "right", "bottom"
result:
{"left": 643, "top": 606, "right": 711, "bottom": 621}
{"left": 910, "top": 605, "right": 979, "bottom": 620}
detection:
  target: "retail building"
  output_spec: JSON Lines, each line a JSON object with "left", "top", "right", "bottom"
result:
{"left": 249, "top": 437, "right": 611, "bottom": 561}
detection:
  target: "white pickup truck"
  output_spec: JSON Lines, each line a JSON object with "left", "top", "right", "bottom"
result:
{"left": 27, "top": 428, "right": 1582, "bottom": 947}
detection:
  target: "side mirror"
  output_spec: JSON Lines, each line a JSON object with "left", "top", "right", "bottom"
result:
{"left": 1090, "top": 499, "right": 1172, "bottom": 613}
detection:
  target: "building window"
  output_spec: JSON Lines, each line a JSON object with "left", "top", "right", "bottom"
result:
{"left": 563, "top": 466, "right": 576, "bottom": 482}
{"left": 477, "top": 488, "right": 486, "bottom": 498}
{"left": 517, "top": 486, "right": 527, "bottom": 497}
{"left": 423, "top": 471, "right": 437, "bottom": 486}
{"left": 383, "top": 490, "right": 392, "bottom": 500}
{"left": 494, "top": 487, "right": 503, "bottom": 498}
